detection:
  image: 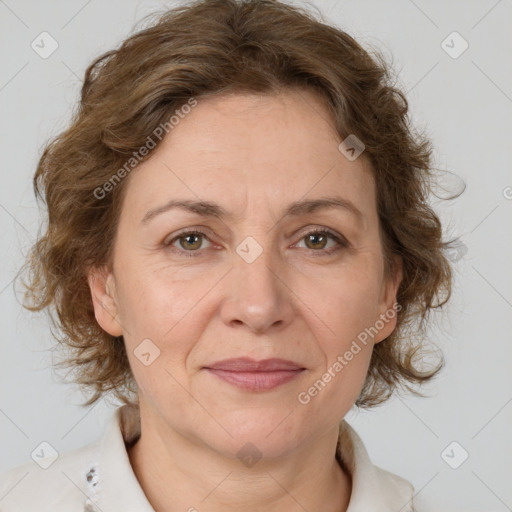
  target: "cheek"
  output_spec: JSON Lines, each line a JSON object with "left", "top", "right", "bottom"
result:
{"left": 115, "top": 262, "right": 215, "bottom": 339}
{"left": 115, "top": 263, "right": 222, "bottom": 389}
{"left": 307, "top": 269, "right": 383, "bottom": 408}
{"left": 118, "top": 276, "right": 203, "bottom": 406}
{"left": 315, "top": 268, "right": 383, "bottom": 346}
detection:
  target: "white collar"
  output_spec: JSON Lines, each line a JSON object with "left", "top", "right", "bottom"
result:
{"left": 93, "top": 404, "right": 415, "bottom": 511}
{"left": 336, "top": 418, "right": 415, "bottom": 511}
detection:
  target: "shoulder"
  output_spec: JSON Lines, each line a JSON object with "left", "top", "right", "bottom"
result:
{"left": 371, "top": 463, "right": 416, "bottom": 507}
{"left": 0, "top": 404, "right": 142, "bottom": 512}
{"left": 337, "top": 420, "right": 417, "bottom": 511}
{"left": 0, "top": 439, "right": 101, "bottom": 512}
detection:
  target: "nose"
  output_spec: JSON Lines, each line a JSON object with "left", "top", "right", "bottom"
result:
{"left": 220, "top": 248, "right": 295, "bottom": 335}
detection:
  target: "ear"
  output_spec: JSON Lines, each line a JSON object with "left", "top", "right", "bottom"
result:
{"left": 373, "top": 254, "right": 403, "bottom": 344}
{"left": 87, "top": 265, "right": 124, "bottom": 337}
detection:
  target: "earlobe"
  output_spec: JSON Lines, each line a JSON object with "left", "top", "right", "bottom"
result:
{"left": 374, "top": 255, "right": 403, "bottom": 344}
{"left": 87, "top": 266, "right": 124, "bottom": 337}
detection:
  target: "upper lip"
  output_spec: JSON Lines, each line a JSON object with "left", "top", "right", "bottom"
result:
{"left": 205, "top": 358, "right": 305, "bottom": 372}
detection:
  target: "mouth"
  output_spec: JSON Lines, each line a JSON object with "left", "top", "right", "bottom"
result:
{"left": 203, "top": 358, "right": 306, "bottom": 392}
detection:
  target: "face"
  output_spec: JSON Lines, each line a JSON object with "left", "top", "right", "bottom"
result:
{"left": 89, "top": 89, "right": 402, "bottom": 460}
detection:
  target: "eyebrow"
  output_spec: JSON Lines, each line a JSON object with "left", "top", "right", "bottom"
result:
{"left": 141, "top": 196, "right": 364, "bottom": 225}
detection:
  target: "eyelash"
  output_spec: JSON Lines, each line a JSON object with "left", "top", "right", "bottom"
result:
{"left": 163, "top": 228, "right": 348, "bottom": 258}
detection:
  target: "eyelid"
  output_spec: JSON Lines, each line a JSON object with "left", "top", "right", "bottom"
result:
{"left": 163, "top": 226, "right": 214, "bottom": 245}
{"left": 295, "top": 225, "right": 346, "bottom": 241}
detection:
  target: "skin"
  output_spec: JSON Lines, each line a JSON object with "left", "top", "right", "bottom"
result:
{"left": 88, "top": 88, "right": 402, "bottom": 512}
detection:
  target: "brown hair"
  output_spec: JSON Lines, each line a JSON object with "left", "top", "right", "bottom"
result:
{"left": 17, "top": 0, "right": 459, "bottom": 408}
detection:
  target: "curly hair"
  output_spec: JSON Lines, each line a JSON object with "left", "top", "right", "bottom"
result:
{"left": 17, "top": 0, "right": 459, "bottom": 408}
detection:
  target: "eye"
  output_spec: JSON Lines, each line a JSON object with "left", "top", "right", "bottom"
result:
{"left": 163, "top": 227, "right": 348, "bottom": 258}
{"left": 294, "top": 228, "right": 348, "bottom": 254}
{"left": 164, "top": 230, "right": 212, "bottom": 257}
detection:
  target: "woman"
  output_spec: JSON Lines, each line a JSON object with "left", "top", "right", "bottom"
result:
{"left": 1, "top": 0, "right": 454, "bottom": 510}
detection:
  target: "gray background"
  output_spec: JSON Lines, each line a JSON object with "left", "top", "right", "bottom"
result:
{"left": 1, "top": 1, "right": 511, "bottom": 510}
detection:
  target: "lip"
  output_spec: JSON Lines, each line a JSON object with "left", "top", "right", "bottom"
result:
{"left": 206, "top": 357, "right": 304, "bottom": 372}
{"left": 204, "top": 358, "right": 305, "bottom": 392}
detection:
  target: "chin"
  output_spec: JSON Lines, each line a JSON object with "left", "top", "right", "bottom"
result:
{"left": 197, "top": 408, "right": 311, "bottom": 460}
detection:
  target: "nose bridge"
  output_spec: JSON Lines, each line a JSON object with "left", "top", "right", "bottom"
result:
{"left": 236, "top": 240, "right": 279, "bottom": 293}
{"left": 222, "top": 235, "right": 293, "bottom": 333}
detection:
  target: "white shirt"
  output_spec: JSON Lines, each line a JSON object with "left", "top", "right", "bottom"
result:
{"left": 0, "top": 404, "right": 416, "bottom": 511}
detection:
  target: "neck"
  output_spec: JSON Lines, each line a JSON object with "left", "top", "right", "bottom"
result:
{"left": 126, "top": 409, "right": 352, "bottom": 512}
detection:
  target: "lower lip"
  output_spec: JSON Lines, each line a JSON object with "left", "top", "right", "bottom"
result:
{"left": 205, "top": 369, "right": 304, "bottom": 391}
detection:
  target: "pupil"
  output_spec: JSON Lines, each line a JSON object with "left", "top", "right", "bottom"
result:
{"left": 308, "top": 234, "right": 325, "bottom": 249}
{"left": 183, "top": 234, "right": 200, "bottom": 249}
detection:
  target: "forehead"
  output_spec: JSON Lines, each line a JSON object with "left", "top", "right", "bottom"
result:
{"left": 122, "top": 89, "right": 376, "bottom": 223}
